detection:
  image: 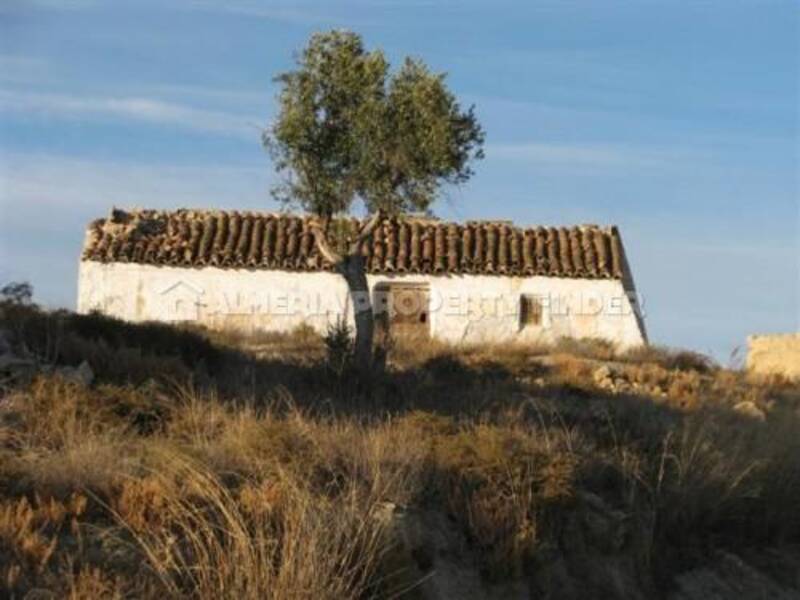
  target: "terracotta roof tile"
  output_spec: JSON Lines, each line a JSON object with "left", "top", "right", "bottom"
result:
{"left": 82, "top": 209, "right": 624, "bottom": 279}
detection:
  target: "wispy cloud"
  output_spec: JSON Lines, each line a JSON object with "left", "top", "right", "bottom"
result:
{"left": 0, "top": 152, "right": 278, "bottom": 307}
{"left": 141, "top": 83, "right": 272, "bottom": 109}
{"left": 487, "top": 141, "right": 681, "bottom": 173}
{"left": 0, "top": 152, "right": 275, "bottom": 213}
{"left": 0, "top": 89, "right": 264, "bottom": 139}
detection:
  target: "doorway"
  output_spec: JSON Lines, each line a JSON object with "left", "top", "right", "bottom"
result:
{"left": 374, "top": 282, "right": 431, "bottom": 339}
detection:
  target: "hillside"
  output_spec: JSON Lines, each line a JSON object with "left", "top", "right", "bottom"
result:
{"left": 1, "top": 300, "right": 799, "bottom": 599}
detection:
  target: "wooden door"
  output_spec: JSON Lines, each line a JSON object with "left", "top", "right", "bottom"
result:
{"left": 374, "top": 282, "right": 430, "bottom": 339}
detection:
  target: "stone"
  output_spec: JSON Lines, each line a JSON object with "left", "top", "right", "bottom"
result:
{"left": 373, "top": 502, "right": 528, "bottom": 599}
{"left": 733, "top": 401, "right": 766, "bottom": 422}
{"left": 593, "top": 365, "right": 612, "bottom": 384}
{"left": 614, "top": 379, "right": 631, "bottom": 392}
{"left": 593, "top": 365, "right": 620, "bottom": 391}
{"left": 57, "top": 360, "right": 94, "bottom": 387}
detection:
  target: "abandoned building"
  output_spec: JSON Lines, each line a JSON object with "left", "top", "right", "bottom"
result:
{"left": 77, "top": 209, "right": 648, "bottom": 348}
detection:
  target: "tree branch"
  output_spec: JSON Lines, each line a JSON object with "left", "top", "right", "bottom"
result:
{"left": 310, "top": 219, "right": 343, "bottom": 265}
{"left": 348, "top": 209, "right": 384, "bottom": 255}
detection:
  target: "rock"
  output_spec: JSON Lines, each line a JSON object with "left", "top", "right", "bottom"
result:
{"left": 593, "top": 365, "right": 612, "bottom": 385}
{"left": 57, "top": 361, "right": 94, "bottom": 386}
{"left": 373, "top": 502, "right": 527, "bottom": 599}
{"left": 593, "top": 365, "right": 623, "bottom": 393}
{"left": 733, "top": 401, "right": 766, "bottom": 422}
{"left": 531, "top": 355, "right": 560, "bottom": 369}
{"left": 614, "top": 379, "right": 632, "bottom": 393}
{"left": 75, "top": 361, "right": 94, "bottom": 386}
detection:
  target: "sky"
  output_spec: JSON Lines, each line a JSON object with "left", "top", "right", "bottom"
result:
{"left": 0, "top": 0, "right": 798, "bottom": 362}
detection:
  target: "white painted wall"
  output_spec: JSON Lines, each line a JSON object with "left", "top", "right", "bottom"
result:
{"left": 78, "top": 261, "right": 646, "bottom": 348}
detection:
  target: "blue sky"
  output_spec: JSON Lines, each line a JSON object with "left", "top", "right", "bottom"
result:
{"left": 0, "top": 0, "right": 797, "bottom": 361}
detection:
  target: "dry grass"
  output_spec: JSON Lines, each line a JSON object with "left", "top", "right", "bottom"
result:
{"left": 1, "top": 302, "right": 799, "bottom": 598}
{"left": 110, "top": 454, "right": 390, "bottom": 600}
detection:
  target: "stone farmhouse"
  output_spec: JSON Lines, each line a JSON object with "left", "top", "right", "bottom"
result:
{"left": 78, "top": 209, "right": 647, "bottom": 348}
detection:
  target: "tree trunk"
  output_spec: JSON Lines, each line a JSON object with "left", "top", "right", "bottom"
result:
{"left": 341, "top": 253, "right": 374, "bottom": 371}
{"left": 310, "top": 211, "right": 383, "bottom": 373}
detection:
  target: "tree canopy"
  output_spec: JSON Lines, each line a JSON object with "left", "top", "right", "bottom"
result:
{"left": 264, "top": 30, "right": 484, "bottom": 221}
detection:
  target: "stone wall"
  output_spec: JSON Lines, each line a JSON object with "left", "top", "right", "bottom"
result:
{"left": 77, "top": 261, "right": 647, "bottom": 348}
{"left": 747, "top": 334, "right": 800, "bottom": 381}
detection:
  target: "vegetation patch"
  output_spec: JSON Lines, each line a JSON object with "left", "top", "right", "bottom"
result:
{"left": 1, "top": 301, "right": 799, "bottom": 598}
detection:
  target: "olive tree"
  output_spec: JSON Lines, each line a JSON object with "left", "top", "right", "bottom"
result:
{"left": 264, "top": 30, "right": 484, "bottom": 369}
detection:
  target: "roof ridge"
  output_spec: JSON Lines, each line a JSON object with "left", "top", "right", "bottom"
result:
{"left": 101, "top": 208, "right": 619, "bottom": 231}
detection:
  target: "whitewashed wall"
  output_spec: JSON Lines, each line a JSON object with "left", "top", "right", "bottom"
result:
{"left": 78, "top": 261, "right": 646, "bottom": 348}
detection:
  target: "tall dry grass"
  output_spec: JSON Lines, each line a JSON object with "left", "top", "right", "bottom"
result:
{"left": 110, "top": 454, "right": 389, "bottom": 600}
{"left": 1, "top": 302, "right": 799, "bottom": 597}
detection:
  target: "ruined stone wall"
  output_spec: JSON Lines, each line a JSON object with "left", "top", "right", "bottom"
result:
{"left": 747, "top": 334, "right": 800, "bottom": 381}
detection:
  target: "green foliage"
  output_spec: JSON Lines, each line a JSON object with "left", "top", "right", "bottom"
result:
{"left": 0, "top": 302, "right": 224, "bottom": 383}
{"left": 324, "top": 317, "right": 354, "bottom": 376}
{"left": 265, "top": 30, "right": 484, "bottom": 220}
{"left": 1, "top": 281, "right": 33, "bottom": 305}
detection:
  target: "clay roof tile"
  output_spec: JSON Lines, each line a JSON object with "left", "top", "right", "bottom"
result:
{"left": 82, "top": 209, "right": 625, "bottom": 280}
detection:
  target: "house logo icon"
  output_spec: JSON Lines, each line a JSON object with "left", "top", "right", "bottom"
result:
{"left": 159, "top": 280, "right": 205, "bottom": 321}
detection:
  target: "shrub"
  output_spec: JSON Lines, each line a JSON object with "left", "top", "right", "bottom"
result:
{"left": 323, "top": 317, "right": 353, "bottom": 376}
